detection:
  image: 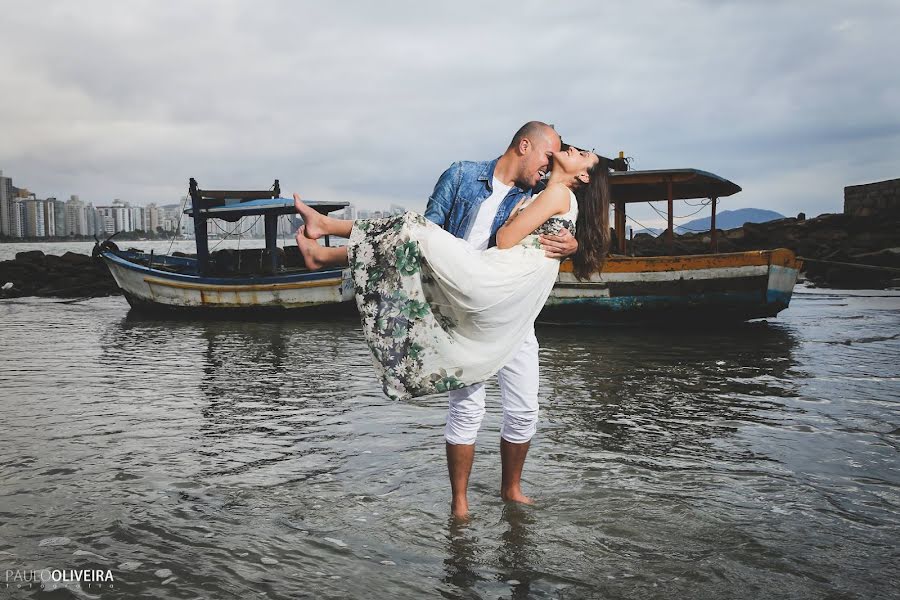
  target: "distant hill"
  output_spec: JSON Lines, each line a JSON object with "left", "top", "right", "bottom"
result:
{"left": 633, "top": 227, "right": 664, "bottom": 237}
{"left": 675, "top": 208, "right": 785, "bottom": 233}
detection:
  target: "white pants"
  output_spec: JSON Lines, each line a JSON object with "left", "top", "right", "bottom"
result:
{"left": 444, "top": 329, "right": 540, "bottom": 445}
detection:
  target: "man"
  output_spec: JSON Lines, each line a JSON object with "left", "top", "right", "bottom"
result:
{"left": 423, "top": 121, "right": 577, "bottom": 518}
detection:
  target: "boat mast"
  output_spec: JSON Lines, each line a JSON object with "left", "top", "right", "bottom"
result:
{"left": 188, "top": 177, "right": 210, "bottom": 274}
{"left": 263, "top": 179, "right": 282, "bottom": 275}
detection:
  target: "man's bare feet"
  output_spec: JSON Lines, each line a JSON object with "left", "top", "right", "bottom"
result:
{"left": 450, "top": 495, "right": 470, "bottom": 520}
{"left": 293, "top": 193, "right": 328, "bottom": 239}
{"left": 500, "top": 486, "right": 534, "bottom": 506}
{"left": 294, "top": 226, "right": 324, "bottom": 269}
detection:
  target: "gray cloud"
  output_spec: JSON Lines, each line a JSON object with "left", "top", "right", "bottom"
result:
{"left": 1, "top": 0, "right": 897, "bottom": 228}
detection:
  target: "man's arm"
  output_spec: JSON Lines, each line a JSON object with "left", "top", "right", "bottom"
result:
{"left": 424, "top": 162, "right": 461, "bottom": 227}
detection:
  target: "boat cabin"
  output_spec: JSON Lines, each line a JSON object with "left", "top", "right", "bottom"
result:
{"left": 609, "top": 167, "right": 741, "bottom": 254}
{"left": 185, "top": 178, "right": 347, "bottom": 276}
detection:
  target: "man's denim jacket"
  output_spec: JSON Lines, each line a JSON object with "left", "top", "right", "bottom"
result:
{"left": 423, "top": 159, "right": 532, "bottom": 248}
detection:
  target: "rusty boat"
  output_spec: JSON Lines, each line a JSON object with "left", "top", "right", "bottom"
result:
{"left": 542, "top": 161, "right": 803, "bottom": 322}
{"left": 97, "top": 179, "right": 354, "bottom": 313}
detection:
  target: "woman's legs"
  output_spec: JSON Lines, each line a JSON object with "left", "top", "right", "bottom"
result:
{"left": 294, "top": 194, "right": 353, "bottom": 238}
{"left": 293, "top": 193, "right": 353, "bottom": 269}
{"left": 294, "top": 226, "right": 349, "bottom": 269}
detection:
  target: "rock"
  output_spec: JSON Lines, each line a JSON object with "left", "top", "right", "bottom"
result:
{"left": 61, "top": 251, "right": 92, "bottom": 266}
{"left": 15, "top": 250, "right": 46, "bottom": 265}
{"left": 38, "top": 536, "right": 71, "bottom": 547}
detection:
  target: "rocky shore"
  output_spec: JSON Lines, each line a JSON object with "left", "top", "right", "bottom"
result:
{"left": 0, "top": 250, "right": 120, "bottom": 298}
{"left": 1, "top": 210, "right": 899, "bottom": 299}
{"left": 629, "top": 211, "right": 900, "bottom": 289}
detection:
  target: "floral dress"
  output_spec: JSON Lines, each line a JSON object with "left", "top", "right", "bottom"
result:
{"left": 347, "top": 188, "right": 578, "bottom": 400}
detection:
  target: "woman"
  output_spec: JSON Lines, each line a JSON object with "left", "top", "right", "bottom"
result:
{"left": 294, "top": 147, "right": 610, "bottom": 400}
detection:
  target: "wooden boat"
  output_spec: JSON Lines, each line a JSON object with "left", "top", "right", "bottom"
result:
{"left": 97, "top": 179, "right": 355, "bottom": 313}
{"left": 99, "top": 167, "right": 800, "bottom": 322}
{"left": 542, "top": 164, "right": 802, "bottom": 322}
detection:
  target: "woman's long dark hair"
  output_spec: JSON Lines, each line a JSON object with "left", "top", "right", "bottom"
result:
{"left": 572, "top": 157, "right": 611, "bottom": 280}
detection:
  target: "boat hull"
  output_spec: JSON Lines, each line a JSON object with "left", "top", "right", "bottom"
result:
{"left": 102, "top": 248, "right": 801, "bottom": 323}
{"left": 100, "top": 250, "right": 355, "bottom": 314}
{"left": 542, "top": 248, "right": 802, "bottom": 323}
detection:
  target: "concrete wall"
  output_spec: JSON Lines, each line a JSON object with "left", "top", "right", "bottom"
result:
{"left": 844, "top": 177, "right": 900, "bottom": 216}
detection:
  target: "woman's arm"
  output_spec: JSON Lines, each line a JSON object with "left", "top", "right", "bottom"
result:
{"left": 495, "top": 184, "right": 571, "bottom": 249}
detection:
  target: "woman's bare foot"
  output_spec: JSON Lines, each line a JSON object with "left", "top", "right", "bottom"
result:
{"left": 295, "top": 226, "right": 324, "bottom": 269}
{"left": 293, "top": 193, "right": 328, "bottom": 239}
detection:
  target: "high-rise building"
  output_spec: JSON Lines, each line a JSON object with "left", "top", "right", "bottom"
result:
{"left": 53, "top": 199, "right": 66, "bottom": 236}
{"left": 43, "top": 199, "right": 56, "bottom": 237}
{"left": 9, "top": 199, "right": 25, "bottom": 238}
{"left": 25, "top": 198, "right": 46, "bottom": 238}
{"left": 85, "top": 203, "right": 98, "bottom": 237}
{"left": 65, "top": 195, "right": 87, "bottom": 236}
{"left": 0, "top": 170, "right": 13, "bottom": 236}
{"left": 145, "top": 203, "right": 161, "bottom": 233}
{"left": 96, "top": 200, "right": 134, "bottom": 234}
{"left": 130, "top": 205, "right": 144, "bottom": 232}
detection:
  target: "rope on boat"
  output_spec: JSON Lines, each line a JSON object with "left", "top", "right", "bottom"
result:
{"left": 165, "top": 194, "right": 190, "bottom": 256}
{"left": 798, "top": 257, "right": 900, "bottom": 274}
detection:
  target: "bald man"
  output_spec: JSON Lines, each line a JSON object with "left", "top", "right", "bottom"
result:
{"left": 423, "top": 121, "right": 577, "bottom": 518}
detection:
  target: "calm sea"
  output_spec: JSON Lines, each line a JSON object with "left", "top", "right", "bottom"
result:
{"left": 0, "top": 244, "right": 898, "bottom": 598}
{"left": 0, "top": 240, "right": 270, "bottom": 263}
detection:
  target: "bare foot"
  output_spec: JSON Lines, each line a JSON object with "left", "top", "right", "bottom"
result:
{"left": 295, "top": 226, "right": 324, "bottom": 269}
{"left": 500, "top": 487, "right": 534, "bottom": 506}
{"left": 293, "top": 193, "right": 327, "bottom": 239}
{"left": 450, "top": 496, "right": 470, "bottom": 520}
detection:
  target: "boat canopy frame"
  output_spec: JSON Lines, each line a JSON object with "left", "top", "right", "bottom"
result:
{"left": 186, "top": 178, "right": 348, "bottom": 275}
{"left": 608, "top": 168, "right": 742, "bottom": 254}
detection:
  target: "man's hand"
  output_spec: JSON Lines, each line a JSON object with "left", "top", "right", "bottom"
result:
{"left": 539, "top": 228, "right": 578, "bottom": 259}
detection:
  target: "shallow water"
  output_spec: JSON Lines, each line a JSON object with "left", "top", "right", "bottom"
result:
{"left": 0, "top": 240, "right": 270, "bottom": 263}
{"left": 0, "top": 289, "right": 898, "bottom": 599}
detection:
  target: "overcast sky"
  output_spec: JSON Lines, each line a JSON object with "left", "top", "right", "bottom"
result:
{"left": 1, "top": 0, "right": 898, "bottom": 228}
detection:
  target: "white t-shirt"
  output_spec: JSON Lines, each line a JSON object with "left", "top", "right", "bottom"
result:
{"left": 464, "top": 177, "right": 513, "bottom": 250}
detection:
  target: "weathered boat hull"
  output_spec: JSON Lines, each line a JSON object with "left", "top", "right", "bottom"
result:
{"left": 101, "top": 250, "right": 355, "bottom": 314}
{"left": 542, "top": 248, "right": 801, "bottom": 323}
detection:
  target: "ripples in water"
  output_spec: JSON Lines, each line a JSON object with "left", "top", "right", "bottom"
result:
{"left": 0, "top": 290, "right": 898, "bottom": 599}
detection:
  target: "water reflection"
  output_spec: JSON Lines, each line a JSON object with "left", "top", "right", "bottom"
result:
{"left": 442, "top": 519, "right": 482, "bottom": 599}
{"left": 538, "top": 322, "right": 802, "bottom": 457}
{"left": 102, "top": 314, "right": 372, "bottom": 486}
{"left": 497, "top": 504, "right": 538, "bottom": 600}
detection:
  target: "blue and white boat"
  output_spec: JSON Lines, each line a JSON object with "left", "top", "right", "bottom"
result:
{"left": 97, "top": 179, "right": 354, "bottom": 313}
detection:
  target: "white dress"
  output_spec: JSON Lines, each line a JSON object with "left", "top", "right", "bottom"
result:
{"left": 347, "top": 188, "right": 578, "bottom": 400}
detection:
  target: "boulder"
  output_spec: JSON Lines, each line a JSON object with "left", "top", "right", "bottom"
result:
{"left": 15, "top": 250, "right": 46, "bottom": 265}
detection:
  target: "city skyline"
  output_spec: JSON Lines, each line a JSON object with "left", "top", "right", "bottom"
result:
{"left": 1, "top": 168, "right": 406, "bottom": 240}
